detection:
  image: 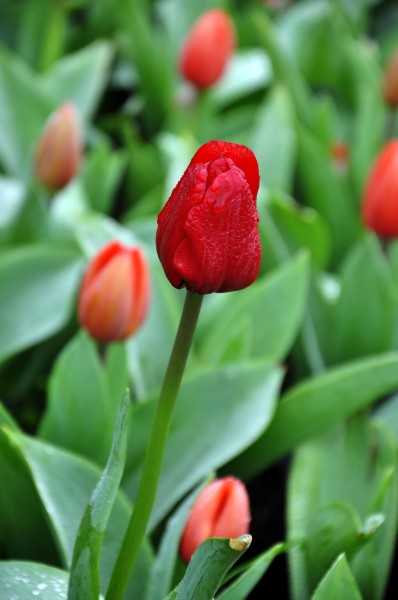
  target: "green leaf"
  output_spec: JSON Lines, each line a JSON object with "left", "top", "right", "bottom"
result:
{"left": 217, "top": 542, "right": 288, "bottom": 600}
{"left": 0, "top": 45, "right": 52, "bottom": 179}
{"left": 250, "top": 85, "right": 297, "bottom": 194}
{"left": 230, "top": 352, "right": 398, "bottom": 478}
{"left": 39, "top": 331, "right": 117, "bottom": 465}
{"left": 197, "top": 253, "right": 309, "bottom": 366}
{"left": 331, "top": 235, "right": 398, "bottom": 363}
{"left": 0, "top": 428, "right": 153, "bottom": 595}
{"left": 0, "top": 245, "right": 83, "bottom": 364}
{"left": 81, "top": 144, "right": 128, "bottom": 214}
{"left": 39, "top": 41, "right": 114, "bottom": 122}
{"left": 68, "top": 391, "right": 130, "bottom": 600}
{"left": 169, "top": 536, "right": 252, "bottom": 600}
{"left": 124, "top": 361, "right": 283, "bottom": 529}
{"left": 311, "top": 554, "right": 363, "bottom": 600}
{"left": 0, "top": 561, "right": 69, "bottom": 600}
{"left": 0, "top": 403, "right": 18, "bottom": 431}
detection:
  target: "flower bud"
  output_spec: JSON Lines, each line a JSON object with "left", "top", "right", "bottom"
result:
{"left": 78, "top": 241, "right": 150, "bottom": 343}
{"left": 180, "top": 477, "right": 251, "bottom": 564}
{"left": 156, "top": 140, "right": 261, "bottom": 294}
{"left": 179, "top": 9, "right": 236, "bottom": 89}
{"left": 34, "top": 102, "right": 82, "bottom": 190}
{"left": 362, "top": 140, "right": 398, "bottom": 238}
{"left": 382, "top": 47, "right": 398, "bottom": 108}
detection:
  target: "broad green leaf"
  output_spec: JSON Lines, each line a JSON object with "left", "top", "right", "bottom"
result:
{"left": 230, "top": 352, "right": 398, "bottom": 478}
{"left": 297, "top": 124, "right": 360, "bottom": 267}
{"left": 250, "top": 85, "right": 296, "bottom": 194}
{"left": 306, "top": 503, "right": 383, "bottom": 591}
{"left": 287, "top": 418, "right": 398, "bottom": 600}
{"left": 168, "top": 536, "right": 252, "bottom": 600}
{"left": 68, "top": 391, "right": 130, "bottom": 600}
{"left": 0, "top": 428, "right": 153, "bottom": 595}
{"left": 0, "top": 561, "right": 69, "bottom": 600}
{"left": 260, "top": 193, "right": 331, "bottom": 271}
{"left": 217, "top": 542, "right": 288, "bottom": 600}
{"left": 0, "top": 45, "right": 52, "bottom": 179}
{"left": 0, "top": 245, "right": 83, "bottom": 363}
{"left": 311, "top": 554, "right": 363, "bottom": 600}
{"left": 0, "top": 403, "right": 18, "bottom": 431}
{"left": 331, "top": 235, "right": 397, "bottom": 363}
{"left": 81, "top": 144, "right": 128, "bottom": 214}
{"left": 39, "top": 41, "right": 114, "bottom": 121}
{"left": 197, "top": 253, "right": 309, "bottom": 365}
{"left": 124, "top": 361, "right": 283, "bottom": 530}
{"left": 0, "top": 177, "right": 26, "bottom": 232}
{"left": 39, "top": 331, "right": 117, "bottom": 465}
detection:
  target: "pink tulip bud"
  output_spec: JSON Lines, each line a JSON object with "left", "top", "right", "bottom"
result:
{"left": 180, "top": 477, "right": 251, "bottom": 564}
{"left": 78, "top": 241, "right": 151, "bottom": 343}
{"left": 34, "top": 102, "right": 82, "bottom": 190}
{"left": 179, "top": 10, "right": 236, "bottom": 89}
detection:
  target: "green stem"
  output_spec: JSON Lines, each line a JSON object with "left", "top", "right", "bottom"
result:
{"left": 106, "top": 291, "right": 203, "bottom": 600}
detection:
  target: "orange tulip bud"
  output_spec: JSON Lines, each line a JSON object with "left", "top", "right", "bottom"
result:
{"left": 78, "top": 241, "right": 151, "bottom": 343}
{"left": 34, "top": 102, "right": 82, "bottom": 190}
{"left": 179, "top": 9, "right": 236, "bottom": 89}
{"left": 362, "top": 140, "right": 398, "bottom": 237}
{"left": 382, "top": 47, "right": 398, "bottom": 108}
{"left": 180, "top": 477, "right": 251, "bottom": 564}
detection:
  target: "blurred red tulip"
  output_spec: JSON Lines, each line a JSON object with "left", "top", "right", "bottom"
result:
{"left": 362, "top": 140, "right": 398, "bottom": 237}
{"left": 156, "top": 140, "right": 261, "bottom": 294}
{"left": 180, "top": 477, "right": 251, "bottom": 564}
{"left": 382, "top": 47, "right": 398, "bottom": 108}
{"left": 34, "top": 102, "right": 82, "bottom": 190}
{"left": 179, "top": 9, "right": 236, "bottom": 89}
{"left": 78, "top": 241, "right": 151, "bottom": 343}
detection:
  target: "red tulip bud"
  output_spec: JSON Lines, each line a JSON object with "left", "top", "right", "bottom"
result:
{"left": 34, "top": 102, "right": 82, "bottom": 190}
{"left": 78, "top": 241, "right": 150, "bottom": 343}
{"left": 156, "top": 140, "right": 261, "bottom": 294}
{"left": 382, "top": 48, "right": 398, "bottom": 108}
{"left": 180, "top": 477, "right": 251, "bottom": 564}
{"left": 179, "top": 9, "right": 236, "bottom": 89}
{"left": 362, "top": 140, "right": 398, "bottom": 238}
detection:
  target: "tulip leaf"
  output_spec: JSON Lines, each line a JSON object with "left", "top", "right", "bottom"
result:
{"left": 167, "top": 535, "right": 252, "bottom": 600}
{"left": 0, "top": 427, "right": 153, "bottom": 596}
{"left": 68, "top": 391, "right": 130, "bottom": 600}
{"left": 0, "top": 45, "right": 52, "bottom": 180}
{"left": 39, "top": 41, "right": 114, "bottom": 122}
{"left": 230, "top": 352, "right": 398, "bottom": 479}
{"left": 250, "top": 85, "right": 297, "bottom": 194}
{"left": 197, "top": 252, "right": 309, "bottom": 365}
{"left": 0, "top": 561, "right": 70, "bottom": 600}
{"left": 217, "top": 542, "right": 289, "bottom": 600}
{"left": 39, "top": 330, "right": 117, "bottom": 465}
{"left": 311, "top": 554, "right": 363, "bottom": 600}
{"left": 124, "top": 361, "right": 283, "bottom": 530}
{"left": 0, "top": 244, "right": 84, "bottom": 364}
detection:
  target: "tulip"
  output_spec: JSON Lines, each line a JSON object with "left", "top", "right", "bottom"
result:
{"left": 362, "top": 140, "right": 398, "bottom": 238}
{"left": 179, "top": 9, "right": 236, "bottom": 89}
{"left": 156, "top": 140, "right": 261, "bottom": 294}
{"left": 382, "top": 47, "right": 398, "bottom": 108}
{"left": 78, "top": 241, "right": 150, "bottom": 343}
{"left": 180, "top": 477, "right": 251, "bottom": 564}
{"left": 34, "top": 102, "right": 82, "bottom": 190}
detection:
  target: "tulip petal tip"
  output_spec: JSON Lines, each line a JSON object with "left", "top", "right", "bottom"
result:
{"left": 229, "top": 534, "right": 252, "bottom": 553}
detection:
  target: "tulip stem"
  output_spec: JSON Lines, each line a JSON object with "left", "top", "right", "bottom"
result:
{"left": 106, "top": 291, "right": 203, "bottom": 600}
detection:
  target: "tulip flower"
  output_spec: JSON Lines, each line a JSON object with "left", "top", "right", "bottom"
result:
{"left": 382, "top": 47, "right": 398, "bottom": 108}
{"left": 362, "top": 140, "right": 398, "bottom": 238}
{"left": 180, "top": 477, "right": 251, "bottom": 564}
{"left": 34, "top": 102, "right": 82, "bottom": 190}
{"left": 78, "top": 241, "right": 150, "bottom": 343}
{"left": 179, "top": 9, "right": 236, "bottom": 89}
{"left": 156, "top": 140, "right": 261, "bottom": 294}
